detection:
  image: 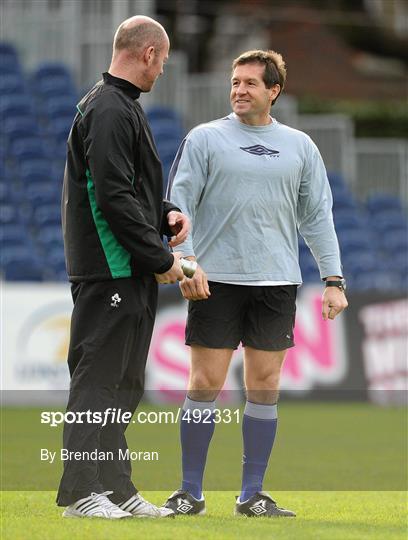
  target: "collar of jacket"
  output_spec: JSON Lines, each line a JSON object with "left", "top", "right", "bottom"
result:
{"left": 103, "top": 72, "right": 141, "bottom": 100}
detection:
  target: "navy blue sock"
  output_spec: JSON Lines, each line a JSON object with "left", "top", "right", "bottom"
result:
{"left": 240, "top": 401, "right": 278, "bottom": 502}
{"left": 180, "top": 396, "right": 215, "bottom": 500}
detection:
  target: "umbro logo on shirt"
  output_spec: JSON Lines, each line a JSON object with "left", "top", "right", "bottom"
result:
{"left": 240, "top": 144, "right": 280, "bottom": 157}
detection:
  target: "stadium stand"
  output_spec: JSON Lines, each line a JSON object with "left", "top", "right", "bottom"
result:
{"left": 0, "top": 43, "right": 406, "bottom": 290}
{"left": 0, "top": 42, "right": 22, "bottom": 70}
{"left": 146, "top": 106, "right": 185, "bottom": 186}
{"left": 2, "top": 256, "right": 44, "bottom": 281}
{"left": 0, "top": 73, "right": 25, "bottom": 95}
{"left": 9, "top": 137, "right": 47, "bottom": 161}
{"left": 366, "top": 193, "right": 404, "bottom": 214}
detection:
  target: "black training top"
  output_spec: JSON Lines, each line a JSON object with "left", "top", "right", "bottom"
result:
{"left": 61, "top": 72, "right": 177, "bottom": 282}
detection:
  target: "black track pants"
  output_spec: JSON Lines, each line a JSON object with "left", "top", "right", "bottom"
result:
{"left": 56, "top": 276, "right": 158, "bottom": 506}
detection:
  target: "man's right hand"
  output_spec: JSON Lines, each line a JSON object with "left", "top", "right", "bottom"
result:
{"left": 179, "top": 259, "right": 210, "bottom": 301}
{"left": 155, "top": 252, "right": 184, "bottom": 284}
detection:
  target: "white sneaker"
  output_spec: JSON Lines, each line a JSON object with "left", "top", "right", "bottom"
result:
{"left": 118, "top": 493, "right": 175, "bottom": 518}
{"left": 62, "top": 491, "right": 132, "bottom": 519}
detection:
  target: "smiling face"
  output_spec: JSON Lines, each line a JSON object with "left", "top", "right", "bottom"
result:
{"left": 230, "top": 62, "right": 280, "bottom": 126}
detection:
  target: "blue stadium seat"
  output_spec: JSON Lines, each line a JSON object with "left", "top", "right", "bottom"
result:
{"left": 47, "top": 117, "right": 72, "bottom": 141}
{"left": 9, "top": 137, "right": 47, "bottom": 161}
{"left": 42, "top": 95, "right": 77, "bottom": 117}
{"left": 47, "top": 246, "right": 66, "bottom": 267}
{"left": 332, "top": 190, "right": 356, "bottom": 211}
{"left": 333, "top": 207, "right": 359, "bottom": 222}
{"left": 334, "top": 212, "right": 370, "bottom": 231}
{"left": 0, "top": 95, "right": 33, "bottom": 119}
{"left": 392, "top": 251, "right": 408, "bottom": 276}
{"left": 36, "top": 77, "right": 76, "bottom": 99}
{"left": 399, "top": 273, "right": 408, "bottom": 292}
{"left": 2, "top": 65, "right": 24, "bottom": 79}
{"left": 25, "top": 182, "right": 60, "bottom": 206}
{"left": 0, "top": 73, "right": 25, "bottom": 95}
{"left": 0, "top": 181, "right": 8, "bottom": 203}
{"left": 54, "top": 269, "right": 68, "bottom": 282}
{"left": 33, "top": 62, "right": 73, "bottom": 80}
{"left": 337, "top": 230, "right": 373, "bottom": 253}
{"left": 31, "top": 61, "right": 76, "bottom": 101}
{"left": 19, "top": 159, "right": 53, "bottom": 179}
{"left": 371, "top": 210, "right": 407, "bottom": 233}
{"left": 349, "top": 270, "right": 402, "bottom": 292}
{"left": 0, "top": 233, "right": 30, "bottom": 250}
{"left": 0, "top": 42, "right": 18, "bottom": 56}
{"left": 157, "top": 144, "right": 179, "bottom": 167}
{"left": 51, "top": 141, "right": 68, "bottom": 162}
{"left": 0, "top": 161, "right": 9, "bottom": 180}
{"left": 342, "top": 250, "right": 377, "bottom": 275}
{"left": 330, "top": 182, "right": 353, "bottom": 199}
{"left": 36, "top": 225, "right": 63, "bottom": 249}
{"left": 0, "top": 181, "right": 20, "bottom": 204}
{"left": 51, "top": 160, "right": 66, "bottom": 184}
{"left": 0, "top": 224, "right": 28, "bottom": 248}
{"left": 19, "top": 171, "right": 50, "bottom": 191}
{"left": 45, "top": 246, "right": 67, "bottom": 281}
{"left": 0, "top": 42, "right": 21, "bottom": 72}
{"left": 298, "top": 240, "right": 310, "bottom": 259}
{"left": 146, "top": 106, "right": 183, "bottom": 125}
{"left": 32, "top": 203, "right": 61, "bottom": 227}
{"left": 302, "top": 268, "right": 321, "bottom": 284}
{"left": 2, "top": 256, "right": 44, "bottom": 281}
{"left": 382, "top": 230, "right": 408, "bottom": 254}
{"left": 327, "top": 172, "right": 346, "bottom": 188}
{"left": 366, "top": 194, "right": 404, "bottom": 214}
{"left": 162, "top": 165, "right": 171, "bottom": 188}
{"left": 300, "top": 252, "right": 321, "bottom": 282}
{"left": 0, "top": 203, "right": 19, "bottom": 225}
{"left": 151, "top": 119, "right": 184, "bottom": 141}
{"left": 1, "top": 245, "right": 32, "bottom": 264}
{"left": 3, "top": 117, "right": 39, "bottom": 144}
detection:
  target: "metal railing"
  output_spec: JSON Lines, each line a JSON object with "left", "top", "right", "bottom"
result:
{"left": 1, "top": 0, "right": 154, "bottom": 87}
{"left": 355, "top": 138, "right": 408, "bottom": 203}
{"left": 297, "top": 114, "right": 356, "bottom": 185}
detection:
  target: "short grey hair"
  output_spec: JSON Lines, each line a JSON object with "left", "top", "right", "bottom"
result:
{"left": 114, "top": 21, "right": 167, "bottom": 55}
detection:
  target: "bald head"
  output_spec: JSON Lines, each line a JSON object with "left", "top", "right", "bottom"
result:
{"left": 109, "top": 15, "right": 170, "bottom": 92}
{"left": 113, "top": 15, "right": 168, "bottom": 58}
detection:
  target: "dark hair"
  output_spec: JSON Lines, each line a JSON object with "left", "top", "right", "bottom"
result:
{"left": 232, "top": 49, "right": 287, "bottom": 104}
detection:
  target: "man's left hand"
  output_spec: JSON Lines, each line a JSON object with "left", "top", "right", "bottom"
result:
{"left": 167, "top": 211, "right": 190, "bottom": 247}
{"left": 322, "top": 287, "right": 348, "bottom": 320}
{"left": 180, "top": 262, "right": 210, "bottom": 301}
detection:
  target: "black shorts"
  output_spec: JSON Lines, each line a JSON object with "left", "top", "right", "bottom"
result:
{"left": 186, "top": 282, "right": 297, "bottom": 351}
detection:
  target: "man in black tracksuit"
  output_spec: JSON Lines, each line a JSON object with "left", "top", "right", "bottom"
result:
{"left": 56, "top": 16, "right": 188, "bottom": 519}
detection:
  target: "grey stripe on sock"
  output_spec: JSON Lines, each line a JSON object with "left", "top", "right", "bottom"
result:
{"left": 183, "top": 396, "right": 216, "bottom": 412}
{"left": 244, "top": 401, "right": 278, "bottom": 420}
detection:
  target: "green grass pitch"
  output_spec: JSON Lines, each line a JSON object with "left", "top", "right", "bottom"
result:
{"left": 2, "top": 491, "right": 407, "bottom": 540}
{"left": 1, "top": 402, "right": 407, "bottom": 539}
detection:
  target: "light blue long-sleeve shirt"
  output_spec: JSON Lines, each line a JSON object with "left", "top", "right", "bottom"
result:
{"left": 167, "top": 113, "right": 342, "bottom": 283}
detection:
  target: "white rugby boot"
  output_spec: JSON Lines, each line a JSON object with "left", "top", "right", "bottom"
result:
{"left": 118, "top": 493, "right": 175, "bottom": 518}
{"left": 62, "top": 491, "right": 132, "bottom": 519}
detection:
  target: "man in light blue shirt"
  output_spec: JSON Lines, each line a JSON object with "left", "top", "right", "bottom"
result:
{"left": 163, "top": 49, "right": 348, "bottom": 518}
